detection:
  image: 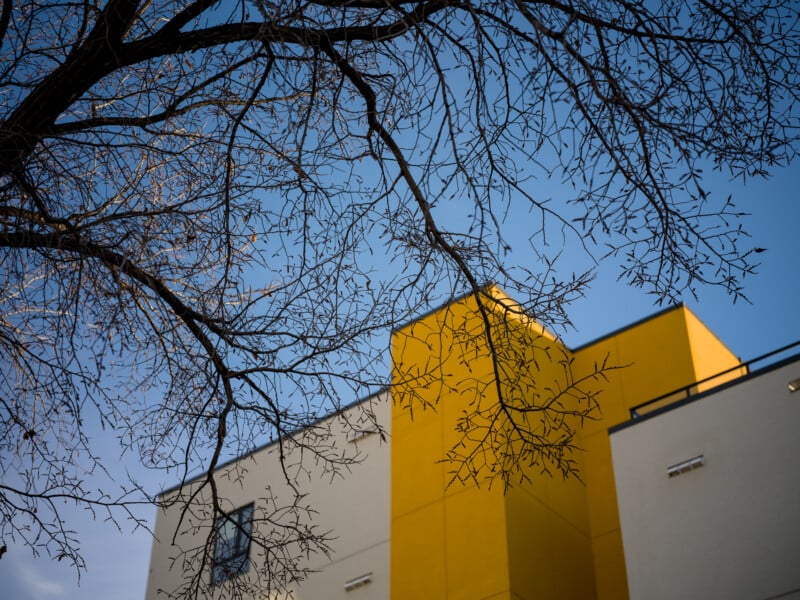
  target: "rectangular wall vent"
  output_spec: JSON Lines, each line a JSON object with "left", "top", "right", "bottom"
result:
{"left": 667, "top": 455, "right": 705, "bottom": 478}
{"left": 344, "top": 572, "right": 373, "bottom": 591}
{"left": 347, "top": 428, "right": 379, "bottom": 443}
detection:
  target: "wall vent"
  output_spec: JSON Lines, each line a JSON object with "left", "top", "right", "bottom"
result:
{"left": 344, "top": 572, "right": 373, "bottom": 591}
{"left": 666, "top": 455, "right": 705, "bottom": 477}
{"left": 347, "top": 428, "right": 379, "bottom": 443}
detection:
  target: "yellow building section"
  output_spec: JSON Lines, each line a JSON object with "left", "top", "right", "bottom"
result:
{"left": 391, "top": 290, "right": 511, "bottom": 600}
{"left": 391, "top": 288, "right": 742, "bottom": 600}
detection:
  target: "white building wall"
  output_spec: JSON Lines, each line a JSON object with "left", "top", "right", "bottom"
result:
{"left": 610, "top": 358, "right": 800, "bottom": 600}
{"left": 144, "top": 391, "right": 390, "bottom": 600}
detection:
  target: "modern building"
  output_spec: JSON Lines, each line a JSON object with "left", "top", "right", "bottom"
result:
{"left": 145, "top": 288, "right": 800, "bottom": 599}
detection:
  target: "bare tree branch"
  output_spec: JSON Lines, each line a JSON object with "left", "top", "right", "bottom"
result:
{"left": 0, "top": 0, "right": 797, "bottom": 595}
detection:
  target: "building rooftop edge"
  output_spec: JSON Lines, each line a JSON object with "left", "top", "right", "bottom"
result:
{"left": 609, "top": 348, "right": 800, "bottom": 435}
{"left": 390, "top": 283, "right": 496, "bottom": 334}
{"left": 393, "top": 286, "right": 688, "bottom": 355}
{"left": 569, "top": 302, "right": 686, "bottom": 352}
{"left": 156, "top": 386, "right": 390, "bottom": 498}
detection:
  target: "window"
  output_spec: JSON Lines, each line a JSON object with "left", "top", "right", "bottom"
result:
{"left": 212, "top": 503, "right": 253, "bottom": 585}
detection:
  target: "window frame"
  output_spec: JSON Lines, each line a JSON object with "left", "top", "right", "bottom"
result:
{"left": 211, "top": 503, "right": 254, "bottom": 585}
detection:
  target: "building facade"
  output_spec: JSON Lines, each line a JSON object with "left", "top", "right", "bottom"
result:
{"left": 611, "top": 355, "right": 800, "bottom": 600}
{"left": 145, "top": 288, "right": 800, "bottom": 599}
{"left": 144, "top": 392, "right": 392, "bottom": 600}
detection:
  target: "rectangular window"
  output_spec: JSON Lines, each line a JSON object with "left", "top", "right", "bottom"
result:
{"left": 212, "top": 503, "right": 253, "bottom": 585}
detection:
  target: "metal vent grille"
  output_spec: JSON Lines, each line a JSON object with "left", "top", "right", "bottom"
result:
{"left": 667, "top": 455, "right": 705, "bottom": 477}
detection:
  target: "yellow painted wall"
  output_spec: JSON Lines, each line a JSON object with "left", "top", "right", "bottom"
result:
{"left": 391, "top": 294, "right": 742, "bottom": 600}
{"left": 496, "top": 298, "right": 598, "bottom": 600}
{"left": 684, "top": 308, "right": 747, "bottom": 391}
{"left": 392, "top": 291, "right": 512, "bottom": 599}
{"left": 505, "top": 474, "right": 596, "bottom": 600}
{"left": 392, "top": 289, "right": 598, "bottom": 600}
{"left": 570, "top": 305, "right": 742, "bottom": 600}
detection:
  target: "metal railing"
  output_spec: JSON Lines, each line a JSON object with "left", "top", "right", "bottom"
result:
{"left": 629, "top": 339, "right": 800, "bottom": 419}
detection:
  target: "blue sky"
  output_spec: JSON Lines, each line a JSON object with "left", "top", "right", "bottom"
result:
{"left": 563, "top": 163, "right": 800, "bottom": 359}
{"left": 0, "top": 159, "right": 797, "bottom": 600}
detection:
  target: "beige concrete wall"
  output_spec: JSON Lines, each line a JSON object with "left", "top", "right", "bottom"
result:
{"left": 144, "top": 391, "right": 390, "bottom": 600}
{"left": 610, "top": 358, "right": 800, "bottom": 600}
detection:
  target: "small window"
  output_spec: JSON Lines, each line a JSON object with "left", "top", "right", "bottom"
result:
{"left": 212, "top": 503, "right": 253, "bottom": 585}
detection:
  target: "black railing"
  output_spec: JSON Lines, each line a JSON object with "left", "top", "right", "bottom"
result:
{"left": 629, "top": 339, "right": 800, "bottom": 419}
